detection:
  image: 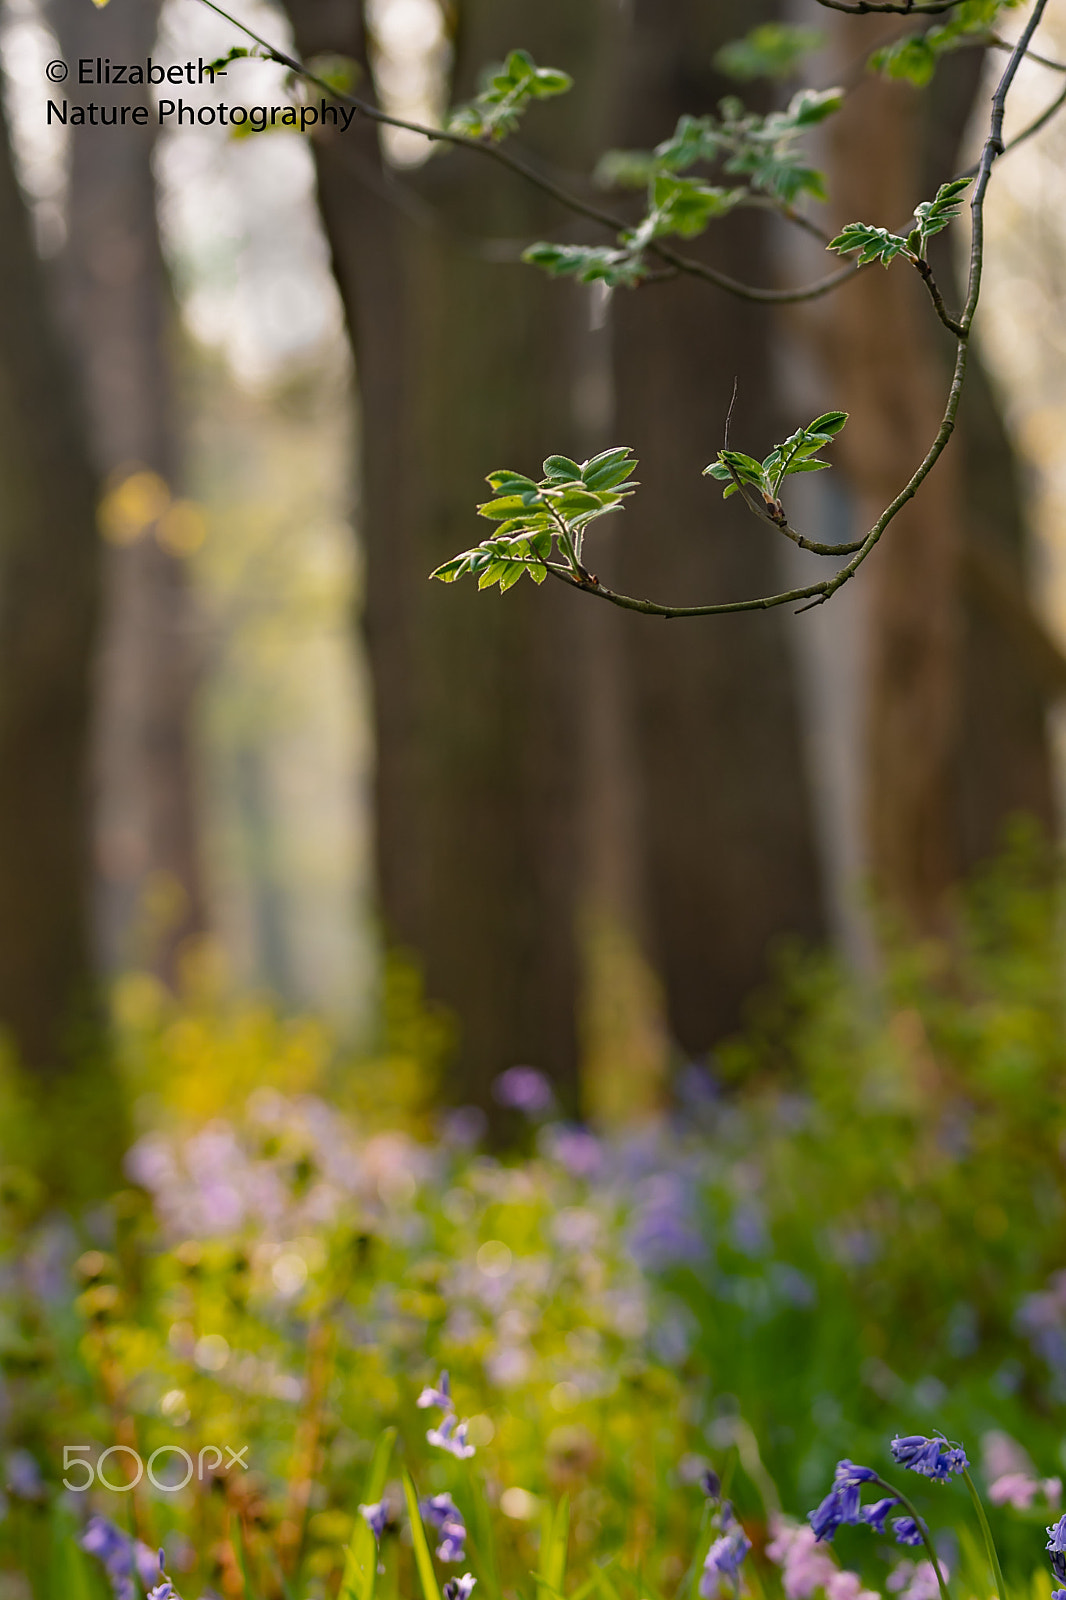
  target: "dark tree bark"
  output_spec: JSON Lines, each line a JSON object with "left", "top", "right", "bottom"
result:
{"left": 609, "top": 0, "right": 827, "bottom": 1054}
{"left": 0, "top": 90, "right": 123, "bottom": 1195}
{"left": 920, "top": 50, "right": 1057, "bottom": 865}
{"left": 816, "top": 25, "right": 1053, "bottom": 930}
{"left": 50, "top": 0, "right": 207, "bottom": 984}
{"left": 281, "top": 0, "right": 619, "bottom": 1112}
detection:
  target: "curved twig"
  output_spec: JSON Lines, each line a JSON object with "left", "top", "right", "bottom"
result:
{"left": 813, "top": 0, "right": 967, "bottom": 13}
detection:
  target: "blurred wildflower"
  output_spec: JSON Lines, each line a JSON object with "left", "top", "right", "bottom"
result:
{"left": 989, "top": 1472, "right": 1061, "bottom": 1509}
{"left": 426, "top": 1414, "right": 475, "bottom": 1459}
{"left": 82, "top": 1517, "right": 136, "bottom": 1600}
{"left": 891, "top": 1519, "right": 923, "bottom": 1547}
{"left": 699, "top": 1527, "right": 751, "bottom": 1597}
{"left": 493, "top": 1067, "right": 555, "bottom": 1116}
{"left": 4, "top": 1449, "right": 43, "bottom": 1500}
{"left": 359, "top": 1502, "right": 389, "bottom": 1540}
{"left": 887, "top": 1562, "right": 946, "bottom": 1600}
{"left": 421, "top": 1493, "right": 466, "bottom": 1562}
{"left": 417, "top": 1371, "right": 451, "bottom": 1410}
{"left": 767, "top": 1520, "right": 838, "bottom": 1599}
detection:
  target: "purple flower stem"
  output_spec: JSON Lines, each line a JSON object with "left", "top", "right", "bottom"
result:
{"left": 871, "top": 1474, "right": 951, "bottom": 1600}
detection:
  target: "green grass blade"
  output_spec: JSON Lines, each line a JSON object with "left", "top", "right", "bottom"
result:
{"left": 467, "top": 1474, "right": 501, "bottom": 1600}
{"left": 233, "top": 1517, "right": 259, "bottom": 1600}
{"left": 545, "top": 1498, "right": 570, "bottom": 1596}
{"left": 402, "top": 1469, "right": 444, "bottom": 1600}
{"left": 48, "top": 1505, "right": 95, "bottom": 1600}
{"left": 341, "top": 1428, "right": 397, "bottom": 1600}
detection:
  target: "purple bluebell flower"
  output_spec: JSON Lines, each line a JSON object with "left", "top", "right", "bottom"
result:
{"left": 426, "top": 1415, "right": 475, "bottom": 1460}
{"left": 493, "top": 1067, "right": 554, "bottom": 1116}
{"left": 700, "top": 1469, "right": 722, "bottom": 1500}
{"left": 861, "top": 1498, "right": 900, "bottom": 1534}
{"left": 1052, "top": 1553, "right": 1066, "bottom": 1586}
{"left": 443, "top": 1578, "right": 476, "bottom": 1600}
{"left": 421, "top": 1494, "right": 466, "bottom": 1563}
{"left": 435, "top": 1523, "right": 467, "bottom": 1564}
{"left": 890, "top": 1436, "right": 968, "bottom": 1482}
{"left": 417, "top": 1371, "right": 451, "bottom": 1411}
{"left": 893, "top": 1519, "right": 923, "bottom": 1548}
{"left": 1052, "top": 1591, "right": 1066, "bottom": 1600}
{"left": 1048, "top": 1516, "right": 1066, "bottom": 1582}
{"left": 82, "top": 1518, "right": 136, "bottom": 1600}
{"left": 808, "top": 1462, "right": 877, "bottom": 1542}
{"left": 360, "top": 1502, "right": 389, "bottom": 1541}
{"left": 421, "top": 1494, "right": 461, "bottom": 1530}
{"left": 699, "top": 1528, "right": 752, "bottom": 1597}
{"left": 147, "top": 1584, "right": 173, "bottom": 1600}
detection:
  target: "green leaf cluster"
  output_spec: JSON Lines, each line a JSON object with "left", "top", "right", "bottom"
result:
{"left": 828, "top": 178, "right": 971, "bottom": 268}
{"left": 430, "top": 448, "right": 638, "bottom": 591}
{"left": 704, "top": 411, "right": 848, "bottom": 504}
{"left": 447, "top": 48, "right": 572, "bottom": 141}
{"left": 869, "top": 0, "right": 1022, "bottom": 87}
{"left": 715, "top": 24, "right": 827, "bottom": 82}
{"left": 527, "top": 87, "right": 842, "bottom": 292}
{"left": 598, "top": 88, "right": 843, "bottom": 205}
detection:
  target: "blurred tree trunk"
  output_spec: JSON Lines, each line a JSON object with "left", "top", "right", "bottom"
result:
{"left": 0, "top": 89, "right": 124, "bottom": 1195}
{"left": 822, "top": 18, "right": 966, "bottom": 932}
{"left": 50, "top": 0, "right": 207, "bottom": 983}
{"left": 921, "top": 50, "right": 1057, "bottom": 866}
{"left": 609, "top": 0, "right": 827, "bottom": 1055}
{"left": 282, "top": 0, "right": 619, "bottom": 1112}
{"left": 819, "top": 24, "right": 1054, "bottom": 931}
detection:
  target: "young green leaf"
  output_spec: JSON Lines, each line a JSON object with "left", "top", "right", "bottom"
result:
{"left": 448, "top": 49, "right": 573, "bottom": 141}
{"left": 827, "top": 221, "right": 910, "bottom": 267}
{"left": 522, "top": 242, "right": 646, "bottom": 287}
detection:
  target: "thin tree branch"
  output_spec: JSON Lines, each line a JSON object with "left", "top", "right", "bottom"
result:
{"left": 911, "top": 256, "right": 965, "bottom": 336}
{"left": 813, "top": 0, "right": 966, "bottom": 13}
{"left": 192, "top": 0, "right": 865, "bottom": 307}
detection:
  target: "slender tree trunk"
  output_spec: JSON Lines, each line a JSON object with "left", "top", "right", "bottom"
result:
{"left": 921, "top": 50, "right": 1056, "bottom": 863}
{"left": 822, "top": 17, "right": 965, "bottom": 932}
{"left": 50, "top": 0, "right": 207, "bottom": 983}
{"left": 0, "top": 90, "right": 123, "bottom": 1195}
{"left": 816, "top": 28, "right": 1054, "bottom": 931}
{"left": 610, "top": 0, "right": 827, "bottom": 1054}
{"left": 282, "top": 0, "right": 618, "bottom": 1112}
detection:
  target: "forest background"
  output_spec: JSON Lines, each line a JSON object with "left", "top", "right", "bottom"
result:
{"left": 7, "top": 3, "right": 1066, "bottom": 1598}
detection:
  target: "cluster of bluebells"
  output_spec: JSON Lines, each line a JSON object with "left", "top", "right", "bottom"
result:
{"left": 889, "top": 1437, "right": 968, "bottom": 1483}
{"left": 418, "top": 1371, "right": 476, "bottom": 1461}
{"left": 82, "top": 1523, "right": 178, "bottom": 1600}
{"left": 698, "top": 1470, "right": 752, "bottom": 1599}
{"left": 808, "top": 1435, "right": 967, "bottom": 1552}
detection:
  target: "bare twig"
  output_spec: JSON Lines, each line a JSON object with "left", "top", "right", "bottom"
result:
{"left": 813, "top": 0, "right": 966, "bottom": 13}
{"left": 911, "top": 257, "right": 965, "bottom": 337}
